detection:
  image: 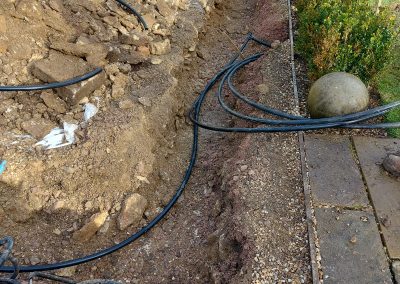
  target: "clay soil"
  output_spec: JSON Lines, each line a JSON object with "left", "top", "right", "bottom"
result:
{"left": 1, "top": 0, "right": 312, "bottom": 283}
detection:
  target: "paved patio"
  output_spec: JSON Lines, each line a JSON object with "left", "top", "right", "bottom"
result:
{"left": 303, "top": 134, "right": 400, "bottom": 283}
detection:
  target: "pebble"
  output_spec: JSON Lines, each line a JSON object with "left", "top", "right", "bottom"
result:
{"left": 383, "top": 154, "right": 400, "bottom": 177}
{"left": 150, "top": 39, "right": 171, "bottom": 55}
{"left": 138, "top": 97, "right": 152, "bottom": 107}
{"left": 119, "top": 99, "right": 135, "bottom": 109}
{"left": 30, "top": 256, "right": 40, "bottom": 265}
{"left": 56, "top": 266, "right": 76, "bottom": 277}
{"left": 271, "top": 40, "right": 281, "bottom": 49}
{"left": 151, "top": 57, "right": 163, "bottom": 65}
{"left": 257, "top": 84, "right": 270, "bottom": 95}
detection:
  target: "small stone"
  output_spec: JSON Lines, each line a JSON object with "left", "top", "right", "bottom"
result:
{"left": 150, "top": 39, "right": 171, "bottom": 55}
{"left": 142, "top": 14, "right": 157, "bottom": 29}
{"left": 107, "top": 49, "right": 147, "bottom": 65}
{"left": 257, "top": 84, "right": 270, "bottom": 95}
{"left": 72, "top": 211, "right": 108, "bottom": 242}
{"left": 138, "top": 97, "right": 151, "bottom": 107}
{"left": 53, "top": 228, "right": 62, "bottom": 235}
{"left": 85, "top": 200, "right": 93, "bottom": 211}
{"left": 50, "top": 200, "right": 65, "bottom": 212}
{"left": 151, "top": 57, "right": 163, "bottom": 65}
{"left": 307, "top": 72, "right": 369, "bottom": 118}
{"left": 99, "top": 219, "right": 110, "bottom": 234}
{"left": 111, "top": 73, "right": 129, "bottom": 98}
{"left": 271, "top": 40, "right": 281, "bottom": 49}
{"left": 383, "top": 154, "right": 400, "bottom": 177}
{"left": 21, "top": 118, "right": 56, "bottom": 139}
{"left": 119, "top": 99, "right": 135, "bottom": 109}
{"left": 156, "top": 1, "right": 175, "bottom": 18}
{"left": 349, "top": 235, "right": 357, "bottom": 244}
{"left": 136, "top": 175, "right": 150, "bottom": 184}
{"left": 50, "top": 40, "right": 108, "bottom": 66}
{"left": 40, "top": 92, "right": 67, "bottom": 114}
{"left": 240, "top": 165, "right": 248, "bottom": 171}
{"left": 30, "top": 256, "right": 40, "bottom": 265}
{"left": 137, "top": 46, "right": 151, "bottom": 57}
{"left": 78, "top": 97, "right": 89, "bottom": 105}
{"left": 118, "top": 193, "right": 148, "bottom": 230}
{"left": 114, "top": 203, "right": 122, "bottom": 212}
{"left": 56, "top": 266, "right": 76, "bottom": 277}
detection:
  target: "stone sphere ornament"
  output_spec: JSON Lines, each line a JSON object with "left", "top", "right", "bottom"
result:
{"left": 307, "top": 72, "right": 370, "bottom": 118}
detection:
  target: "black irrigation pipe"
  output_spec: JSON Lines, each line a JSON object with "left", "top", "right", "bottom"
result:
{"left": 189, "top": 41, "right": 400, "bottom": 132}
{"left": 0, "top": 68, "right": 103, "bottom": 92}
{"left": 0, "top": 33, "right": 255, "bottom": 275}
{"left": 114, "top": 0, "right": 148, "bottom": 30}
{"left": 1, "top": 26, "right": 400, "bottom": 274}
{"left": 0, "top": 0, "right": 147, "bottom": 93}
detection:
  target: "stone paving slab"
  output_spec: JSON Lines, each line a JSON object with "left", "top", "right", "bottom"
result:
{"left": 315, "top": 208, "right": 392, "bottom": 284}
{"left": 353, "top": 137, "right": 400, "bottom": 259}
{"left": 304, "top": 135, "right": 369, "bottom": 207}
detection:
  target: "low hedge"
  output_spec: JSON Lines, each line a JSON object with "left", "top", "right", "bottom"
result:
{"left": 295, "top": 0, "right": 396, "bottom": 83}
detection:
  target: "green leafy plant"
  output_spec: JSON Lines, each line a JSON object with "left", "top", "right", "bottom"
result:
{"left": 375, "top": 36, "right": 400, "bottom": 137}
{"left": 295, "top": 0, "right": 396, "bottom": 83}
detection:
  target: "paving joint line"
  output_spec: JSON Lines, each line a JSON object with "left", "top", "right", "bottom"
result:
{"left": 350, "top": 136, "right": 397, "bottom": 283}
{"left": 313, "top": 204, "right": 373, "bottom": 212}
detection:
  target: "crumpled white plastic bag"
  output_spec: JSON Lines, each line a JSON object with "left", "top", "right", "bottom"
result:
{"left": 84, "top": 103, "right": 98, "bottom": 122}
{"left": 36, "top": 102, "right": 99, "bottom": 150}
{"left": 35, "top": 122, "right": 78, "bottom": 150}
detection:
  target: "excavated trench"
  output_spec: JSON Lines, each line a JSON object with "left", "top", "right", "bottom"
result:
{"left": 1, "top": 0, "right": 311, "bottom": 283}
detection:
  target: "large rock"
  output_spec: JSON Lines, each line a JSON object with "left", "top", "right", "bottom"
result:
{"left": 31, "top": 51, "right": 106, "bottom": 105}
{"left": 118, "top": 193, "right": 148, "bottom": 230}
{"left": 307, "top": 72, "right": 369, "bottom": 118}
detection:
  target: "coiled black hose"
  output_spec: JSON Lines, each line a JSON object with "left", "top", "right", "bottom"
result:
{"left": 0, "top": 237, "right": 19, "bottom": 280}
{"left": 1, "top": 33, "right": 399, "bottom": 274}
{"left": 189, "top": 35, "right": 400, "bottom": 132}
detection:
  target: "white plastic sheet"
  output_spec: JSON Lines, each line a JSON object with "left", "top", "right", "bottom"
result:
{"left": 36, "top": 103, "right": 99, "bottom": 150}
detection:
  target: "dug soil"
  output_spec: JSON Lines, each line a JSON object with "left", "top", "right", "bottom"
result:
{"left": 0, "top": 0, "right": 312, "bottom": 283}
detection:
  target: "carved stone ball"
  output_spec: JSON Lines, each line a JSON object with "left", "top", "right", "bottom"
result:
{"left": 307, "top": 72, "right": 369, "bottom": 118}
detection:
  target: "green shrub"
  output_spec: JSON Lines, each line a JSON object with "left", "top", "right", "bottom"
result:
{"left": 374, "top": 35, "right": 400, "bottom": 137}
{"left": 296, "top": 0, "right": 396, "bottom": 83}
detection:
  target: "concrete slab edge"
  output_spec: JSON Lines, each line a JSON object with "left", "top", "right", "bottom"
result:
{"left": 299, "top": 132, "right": 321, "bottom": 284}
